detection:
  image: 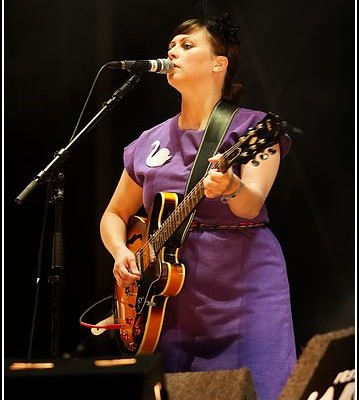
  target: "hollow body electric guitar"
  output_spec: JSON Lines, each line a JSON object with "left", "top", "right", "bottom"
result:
{"left": 114, "top": 112, "right": 293, "bottom": 355}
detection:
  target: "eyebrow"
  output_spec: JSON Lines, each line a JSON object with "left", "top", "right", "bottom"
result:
{"left": 169, "top": 34, "right": 195, "bottom": 47}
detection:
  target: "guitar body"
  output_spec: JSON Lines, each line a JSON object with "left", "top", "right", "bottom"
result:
{"left": 114, "top": 192, "right": 186, "bottom": 355}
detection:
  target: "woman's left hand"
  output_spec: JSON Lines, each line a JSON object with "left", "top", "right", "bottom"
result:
{"left": 203, "top": 154, "right": 236, "bottom": 198}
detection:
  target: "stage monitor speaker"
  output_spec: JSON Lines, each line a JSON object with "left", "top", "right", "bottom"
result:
{"left": 4, "top": 354, "right": 168, "bottom": 400}
{"left": 165, "top": 367, "right": 258, "bottom": 400}
{"left": 278, "top": 326, "right": 355, "bottom": 400}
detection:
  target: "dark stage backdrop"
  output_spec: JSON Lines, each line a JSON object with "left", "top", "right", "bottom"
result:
{"left": 4, "top": 0, "right": 355, "bottom": 359}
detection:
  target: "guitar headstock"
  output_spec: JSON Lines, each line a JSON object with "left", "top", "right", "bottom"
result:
{"left": 219, "top": 112, "right": 292, "bottom": 171}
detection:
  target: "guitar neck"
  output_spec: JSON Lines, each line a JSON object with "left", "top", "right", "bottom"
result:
{"left": 151, "top": 180, "right": 206, "bottom": 253}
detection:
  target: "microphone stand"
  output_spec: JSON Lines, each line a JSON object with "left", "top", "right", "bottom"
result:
{"left": 16, "top": 73, "right": 140, "bottom": 205}
{"left": 15, "top": 73, "right": 141, "bottom": 358}
{"left": 48, "top": 171, "right": 65, "bottom": 358}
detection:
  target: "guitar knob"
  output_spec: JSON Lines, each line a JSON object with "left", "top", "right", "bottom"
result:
{"left": 120, "top": 331, "right": 129, "bottom": 340}
{"left": 134, "top": 325, "right": 142, "bottom": 336}
{"left": 126, "top": 316, "right": 133, "bottom": 324}
{"left": 128, "top": 342, "right": 137, "bottom": 352}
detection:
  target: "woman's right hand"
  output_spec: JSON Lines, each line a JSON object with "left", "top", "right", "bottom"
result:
{"left": 113, "top": 246, "right": 141, "bottom": 287}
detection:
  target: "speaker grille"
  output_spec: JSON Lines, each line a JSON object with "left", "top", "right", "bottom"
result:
{"left": 278, "top": 326, "right": 355, "bottom": 400}
{"left": 165, "top": 368, "right": 258, "bottom": 400}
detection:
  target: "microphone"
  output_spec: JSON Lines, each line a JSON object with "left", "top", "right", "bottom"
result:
{"left": 106, "top": 58, "right": 174, "bottom": 74}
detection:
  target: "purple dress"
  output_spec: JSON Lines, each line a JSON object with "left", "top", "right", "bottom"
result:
{"left": 124, "top": 108, "right": 297, "bottom": 400}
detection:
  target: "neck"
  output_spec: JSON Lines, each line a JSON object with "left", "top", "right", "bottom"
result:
{"left": 179, "top": 95, "right": 222, "bottom": 131}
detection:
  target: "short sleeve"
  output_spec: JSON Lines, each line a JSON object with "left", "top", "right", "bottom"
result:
{"left": 123, "top": 138, "right": 144, "bottom": 186}
{"left": 279, "top": 133, "right": 291, "bottom": 159}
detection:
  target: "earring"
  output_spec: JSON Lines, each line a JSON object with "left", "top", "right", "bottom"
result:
{"left": 213, "top": 66, "right": 218, "bottom": 72}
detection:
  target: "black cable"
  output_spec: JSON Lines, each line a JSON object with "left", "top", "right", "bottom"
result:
{"left": 68, "top": 62, "right": 113, "bottom": 143}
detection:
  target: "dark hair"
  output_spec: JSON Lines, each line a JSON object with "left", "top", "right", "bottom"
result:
{"left": 172, "top": 14, "right": 243, "bottom": 105}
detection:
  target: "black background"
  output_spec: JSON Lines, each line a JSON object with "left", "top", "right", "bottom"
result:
{"left": 4, "top": 0, "right": 355, "bottom": 360}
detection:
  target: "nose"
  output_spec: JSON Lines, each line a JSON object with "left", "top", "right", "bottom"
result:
{"left": 168, "top": 46, "right": 178, "bottom": 60}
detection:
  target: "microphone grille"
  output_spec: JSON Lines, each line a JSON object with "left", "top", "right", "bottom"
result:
{"left": 158, "top": 59, "right": 174, "bottom": 74}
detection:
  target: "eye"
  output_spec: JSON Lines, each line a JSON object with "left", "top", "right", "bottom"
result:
{"left": 183, "top": 42, "right": 193, "bottom": 50}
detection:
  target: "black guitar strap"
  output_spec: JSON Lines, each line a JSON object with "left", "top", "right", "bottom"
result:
{"left": 173, "top": 99, "right": 239, "bottom": 246}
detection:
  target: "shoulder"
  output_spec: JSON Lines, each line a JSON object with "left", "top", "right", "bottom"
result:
{"left": 124, "top": 114, "right": 179, "bottom": 152}
{"left": 233, "top": 107, "right": 267, "bottom": 126}
{"left": 227, "top": 107, "right": 267, "bottom": 134}
{"left": 229, "top": 108, "right": 292, "bottom": 158}
{"left": 141, "top": 114, "right": 179, "bottom": 136}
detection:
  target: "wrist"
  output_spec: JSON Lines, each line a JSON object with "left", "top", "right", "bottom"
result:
{"left": 221, "top": 180, "right": 243, "bottom": 203}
